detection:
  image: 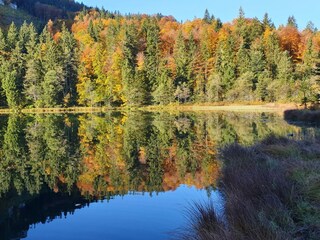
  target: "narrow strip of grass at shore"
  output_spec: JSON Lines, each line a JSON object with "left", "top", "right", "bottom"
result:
{"left": 179, "top": 135, "right": 320, "bottom": 240}
{"left": 0, "top": 103, "right": 297, "bottom": 114}
{"left": 0, "top": 107, "right": 113, "bottom": 114}
{"left": 140, "top": 103, "right": 294, "bottom": 112}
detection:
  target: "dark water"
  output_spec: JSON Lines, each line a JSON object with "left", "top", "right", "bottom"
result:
{"left": 0, "top": 111, "right": 318, "bottom": 240}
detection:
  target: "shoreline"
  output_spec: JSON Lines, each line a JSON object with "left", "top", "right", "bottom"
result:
{"left": 182, "top": 135, "right": 320, "bottom": 239}
{"left": 0, "top": 103, "right": 299, "bottom": 114}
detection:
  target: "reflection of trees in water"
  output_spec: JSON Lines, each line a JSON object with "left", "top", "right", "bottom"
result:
{"left": 1, "top": 115, "right": 28, "bottom": 196}
{"left": 77, "top": 112, "right": 219, "bottom": 197}
{"left": 0, "top": 112, "right": 305, "bottom": 199}
{"left": 0, "top": 111, "right": 313, "bottom": 239}
{"left": 205, "top": 112, "right": 300, "bottom": 146}
{"left": 0, "top": 114, "right": 79, "bottom": 197}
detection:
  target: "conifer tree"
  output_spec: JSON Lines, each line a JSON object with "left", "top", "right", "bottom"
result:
{"left": 144, "top": 18, "right": 160, "bottom": 94}
{"left": 42, "top": 70, "right": 63, "bottom": 107}
{"left": 7, "top": 22, "right": 18, "bottom": 50}
{"left": 287, "top": 16, "right": 298, "bottom": 28}
{"left": 1, "top": 62, "right": 20, "bottom": 108}
{"left": 236, "top": 40, "right": 251, "bottom": 76}
{"left": 0, "top": 28, "right": 7, "bottom": 52}
{"left": 215, "top": 34, "right": 236, "bottom": 98}
{"left": 153, "top": 61, "right": 175, "bottom": 104}
{"left": 174, "top": 30, "right": 188, "bottom": 84}
{"left": 262, "top": 13, "right": 275, "bottom": 29}
{"left": 59, "top": 23, "right": 78, "bottom": 105}
{"left": 122, "top": 23, "right": 141, "bottom": 105}
{"left": 24, "top": 57, "right": 42, "bottom": 107}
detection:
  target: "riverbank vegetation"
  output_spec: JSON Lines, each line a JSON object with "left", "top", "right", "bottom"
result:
{"left": 0, "top": 8, "right": 320, "bottom": 110}
{"left": 181, "top": 135, "right": 320, "bottom": 240}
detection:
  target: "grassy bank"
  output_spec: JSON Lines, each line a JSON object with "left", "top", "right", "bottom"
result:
{"left": 181, "top": 135, "right": 320, "bottom": 240}
{"left": 284, "top": 109, "right": 320, "bottom": 124}
{"left": 0, "top": 103, "right": 297, "bottom": 114}
{"left": 141, "top": 103, "right": 296, "bottom": 112}
{"left": 0, "top": 107, "right": 113, "bottom": 114}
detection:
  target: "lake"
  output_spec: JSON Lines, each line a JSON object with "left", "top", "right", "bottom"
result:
{"left": 0, "top": 111, "right": 318, "bottom": 240}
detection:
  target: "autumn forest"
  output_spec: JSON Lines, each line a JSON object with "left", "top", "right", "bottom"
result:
{"left": 0, "top": 8, "right": 320, "bottom": 109}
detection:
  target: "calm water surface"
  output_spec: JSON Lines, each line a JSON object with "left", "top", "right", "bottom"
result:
{"left": 0, "top": 111, "right": 318, "bottom": 240}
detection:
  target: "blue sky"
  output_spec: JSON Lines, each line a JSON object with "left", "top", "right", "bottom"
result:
{"left": 79, "top": 0, "right": 320, "bottom": 29}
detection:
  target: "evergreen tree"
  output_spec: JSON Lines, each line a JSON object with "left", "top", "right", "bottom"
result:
{"left": 287, "top": 16, "right": 298, "bottom": 28}
{"left": 1, "top": 63, "right": 20, "bottom": 108}
{"left": 144, "top": 18, "right": 160, "bottom": 95}
{"left": 18, "top": 21, "right": 31, "bottom": 54}
{"left": 305, "top": 21, "right": 316, "bottom": 33}
{"left": 262, "top": 13, "right": 275, "bottom": 29}
{"left": 153, "top": 60, "right": 175, "bottom": 105}
{"left": 203, "top": 9, "right": 214, "bottom": 24}
{"left": 213, "top": 18, "right": 223, "bottom": 32}
{"left": 186, "top": 31, "right": 197, "bottom": 94}
{"left": 25, "top": 23, "right": 38, "bottom": 58}
{"left": 250, "top": 42, "right": 266, "bottom": 89}
{"left": 227, "top": 71, "right": 256, "bottom": 101}
{"left": 297, "top": 39, "right": 320, "bottom": 106}
{"left": 236, "top": 40, "right": 251, "bottom": 76}
{"left": 301, "top": 38, "right": 315, "bottom": 77}
{"left": 42, "top": 70, "right": 63, "bottom": 107}
{"left": 264, "top": 31, "right": 281, "bottom": 79}
{"left": 24, "top": 58, "right": 43, "bottom": 107}
{"left": 235, "top": 7, "right": 246, "bottom": 38}
{"left": 174, "top": 30, "right": 191, "bottom": 101}
{"left": 121, "top": 23, "right": 141, "bottom": 105}
{"left": 1, "top": 40, "right": 25, "bottom": 108}
{"left": 88, "top": 20, "right": 98, "bottom": 41}
{"left": 215, "top": 34, "right": 237, "bottom": 98}
{"left": 174, "top": 30, "right": 188, "bottom": 85}
{"left": 0, "top": 28, "right": 7, "bottom": 52}
{"left": 59, "top": 23, "right": 78, "bottom": 106}
{"left": 7, "top": 22, "right": 18, "bottom": 50}
{"left": 267, "top": 51, "right": 294, "bottom": 101}
{"left": 256, "top": 70, "right": 271, "bottom": 101}
{"left": 277, "top": 51, "right": 294, "bottom": 82}
{"left": 207, "top": 73, "right": 223, "bottom": 102}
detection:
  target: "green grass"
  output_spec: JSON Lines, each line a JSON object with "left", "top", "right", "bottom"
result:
{"left": 0, "top": 103, "right": 296, "bottom": 115}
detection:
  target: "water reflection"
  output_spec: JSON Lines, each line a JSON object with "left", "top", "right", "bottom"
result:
{"left": 0, "top": 111, "right": 316, "bottom": 239}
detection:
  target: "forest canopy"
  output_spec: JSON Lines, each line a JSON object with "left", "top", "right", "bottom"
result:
{"left": 0, "top": 8, "right": 320, "bottom": 109}
{"left": 5, "top": 0, "right": 85, "bottom": 21}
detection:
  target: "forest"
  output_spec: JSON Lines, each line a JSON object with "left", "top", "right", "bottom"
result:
{"left": 5, "top": 0, "right": 84, "bottom": 20}
{"left": 0, "top": 8, "right": 320, "bottom": 109}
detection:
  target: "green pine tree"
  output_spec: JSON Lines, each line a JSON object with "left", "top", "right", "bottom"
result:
{"left": 7, "top": 22, "right": 18, "bottom": 50}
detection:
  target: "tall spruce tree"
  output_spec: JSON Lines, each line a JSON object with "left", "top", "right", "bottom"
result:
{"left": 59, "top": 23, "right": 78, "bottom": 106}
{"left": 144, "top": 18, "right": 160, "bottom": 95}
{"left": 122, "top": 23, "right": 142, "bottom": 105}
{"left": 215, "top": 34, "right": 237, "bottom": 98}
{"left": 7, "top": 22, "right": 18, "bottom": 51}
